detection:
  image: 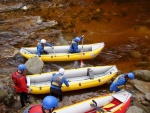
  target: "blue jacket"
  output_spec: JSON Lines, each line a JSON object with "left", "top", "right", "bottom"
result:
{"left": 50, "top": 73, "right": 69, "bottom": 90}
{"left": 69, "top": 37, "right": 82, "bottom": 53}
{"left": 37, "top": 42, "right": 52, "bottom": 57}
{"left": 110, "top": 74, "right": 127, "bottom": 92}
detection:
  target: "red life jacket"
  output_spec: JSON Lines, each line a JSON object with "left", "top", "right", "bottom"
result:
{"left": 29, "top": 104, "right": 43, "bottom": 113}
{"left": 12, "top": 71, "right": 22, "bottom": 86}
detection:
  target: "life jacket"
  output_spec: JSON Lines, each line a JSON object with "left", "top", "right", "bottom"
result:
{"left": 12, "top": 72, "right": 22, "bottom": 86}
{"left": 29, "top": 105, "right": 43, "bottom": 113}
{"left": 71, "top": 40, "right": 76, "bottom": 49}
{"left": 52, "top": 74, "right": 63, "bottom": 87}
{"left": 37, "top": 42, "right": 44, "bottom": 51}
{"left": 23, "top": 104, "right": 44, "bottom": 113}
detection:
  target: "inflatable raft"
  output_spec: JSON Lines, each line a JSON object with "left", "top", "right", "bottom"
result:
{"left": 20, "top": 42, "right": 104, "bottom": 62}
{"left": 27, "top": 65, "right": 118, "bottom": 94}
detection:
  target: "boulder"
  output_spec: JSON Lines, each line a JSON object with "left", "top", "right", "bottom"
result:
{"left": 145, "top": 93, "right": 150, "bottom": 101}
{"left": 0, "top": 89, "right": 8, "bottom": 103}
{"left": 133, "top": 70, "right": 150, "bottom": 82}
{"left": 126, "top": 106, "right": 144, "bottom": 113}
{"left": 25, "top": 56, "right": 44, "bottom": 74}
{"left": 133, "top": 79, "right": 150, "bottom": 94}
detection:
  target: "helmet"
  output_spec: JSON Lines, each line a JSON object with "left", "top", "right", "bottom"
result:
{"left": 18, "top": 64, "right": 26, "bottom": 71}
{"left": 74, "top": 37, "right": 80, "bottom": 42}
{"left": 41, "top": 39, "right": 46, "bottom": 43}
{"left": 58, "top": 68, "right": 65, "bottom": 75}
{"left": 42, "top": 96, "right": 58, "bottom": 110}
{"left": 128, "top": 72, "right": 134, "bottom": 80}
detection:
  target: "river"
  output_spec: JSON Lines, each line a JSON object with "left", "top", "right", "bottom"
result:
{"left": 0, "top": 0, "right": 150, "bottom": 112}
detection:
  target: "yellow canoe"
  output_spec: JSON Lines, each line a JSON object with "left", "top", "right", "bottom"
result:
{"left": 26, "top": 65, "right": 118, "bottom": 94}
{"left": 20, "top": 42, "right": 104, "bottom": 62}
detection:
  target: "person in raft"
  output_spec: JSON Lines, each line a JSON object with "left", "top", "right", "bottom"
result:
{"left": 23, "top": 96, "right": 58, "bottom": 113}
{"left": 50, "top": 68, "right": 69, "bottom": 101}
{"left": 37, "top": 39, "right": 53, "bottom": 57}
{"left": 12, "top": 64, "right": 31, "bottom": 108}
{"left": 69, "top": 35, "right": 84, "bottom": 53}
{"left": 110, "top": 72, "right": 135, "bottom": 92}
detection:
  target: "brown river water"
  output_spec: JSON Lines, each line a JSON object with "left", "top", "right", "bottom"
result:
{"left": 0, "top": 0, "right": 150, "bottom": 111}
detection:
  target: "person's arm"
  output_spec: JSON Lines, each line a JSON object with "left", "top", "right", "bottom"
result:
{"left": 37, "top": 45, "right": 42, "bottom": 57}
{"left": 45, "top": 43, "right": 52, "bottom": 47}
{"left": 20, "top": 77, "right": 28, "bottom": 93}
{"left": 62, "top": 77, "right": 69, "bottom": 87}
{"left": 73, "top": 43, "right": 81, "bottom": 53}
{"left": 50, "top": 75, "right": 55, "bottom": 84}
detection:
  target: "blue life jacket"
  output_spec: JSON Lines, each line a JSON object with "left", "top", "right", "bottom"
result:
{"left": 110, "top": 74, "right": 127, "bottom": 92}
{"left": 37, "top": 42, "right": 52, "bottom": 57}
{"left": 50, "top": 73, "right": 69, "bottom": 90}
{"left": 69, "top": 40, "right": 80, "bottom": 53}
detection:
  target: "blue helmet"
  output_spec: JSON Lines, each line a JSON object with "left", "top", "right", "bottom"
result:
{"left": 18, "top": 64, "right": 26, "bottom": 71}
{"left": 74, "top": 37, "right": 80, "bottom": 42}
{"left": 128, "top": 72, "right": 134, "bottom": 80}
{"left": 42, "top": 96, "right": 58, "bottom": 110}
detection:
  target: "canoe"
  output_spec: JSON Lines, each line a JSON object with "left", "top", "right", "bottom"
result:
{"left": 54, "top": 90, "right": 131, "bottom": 113}
{"left": 20, "top": 42, "right": 104, "bottom": 62}
{"left": 26, "top": 65, "right": 118, "bottom": 94}
{"left": 23, "top": 90, "right": 131, "bottom": 113}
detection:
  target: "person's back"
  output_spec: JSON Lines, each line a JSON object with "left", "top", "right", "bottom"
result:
{"left": 69, "top": 36, "right": 83, "bottom": 53}
{"left": 12, "top": 67, "right": 28, "bottom": 93}
{"left": 50, "top": 68, "right": 69, "bottom": 101}
{"left": 23, "top": 96, "right": 58, "bottom": 113}
{"left": 37, "top": 39, "right": 52, "bottom": 57}
{"left": 51, "top": 73, "right": 69, "bottom": 89}
{"left": 110, "top": 72, "right": 134, "bottom": 92}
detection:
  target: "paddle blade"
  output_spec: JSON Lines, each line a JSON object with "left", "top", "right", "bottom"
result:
{"left": 80, "top": 60, "right": 85, "bottom": 67}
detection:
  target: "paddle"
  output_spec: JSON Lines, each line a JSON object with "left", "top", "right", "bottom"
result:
{"left": 80, "top": 35, "right": 85, "bottom": 67}
{"left": 90, "top": 100, "right": 105, "bottom": 113}
{"left": 50, "top": 41, "right": 56, "bottom": 57}
{"left": 52, "top": 47, "right": 56, "bottom": 57}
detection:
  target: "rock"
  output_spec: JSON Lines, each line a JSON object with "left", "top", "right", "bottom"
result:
{"left": 133, "top": 70, "right": 150, "bottom": 82}
{"left": 0, "top": 89, "right": 8, "bottom": 103}
{"left": 133, "top": 79, "right": 150, "bottom": 94}
{"left": 126, "top": 106, "right": 144, "bottom": 113}
{"left": 145, "top": 93, "right": 150, "bottom": 101}
{"left": 141, "top": 100, "right": 149, "bottom": 106}
{"left": 25, "top": 56, "right": 44, "bottom": 74}
{"left": 130, "top": 50, "right": 141, "bottom": 58}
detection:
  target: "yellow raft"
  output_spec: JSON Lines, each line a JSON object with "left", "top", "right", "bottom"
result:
{"left": 26, "top": 65, "right": 118, "bottom": 94}
{"left": 20, "top": 42, "right": 104, "bottom": 62}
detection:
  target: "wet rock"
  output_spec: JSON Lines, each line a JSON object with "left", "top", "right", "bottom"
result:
{"left": 25, "top": 56, "right": 44, "bottom": 74}
{"left": 145, "top": 93, "right": 150, "bottom": 101}
{"left": 11, "top": 101, "right": 22, "bottom": 112}
{"left": 0, "top": 3, "right": 24, "bottom": 13}
{"left": 133, "top": 70, "right": 150, "bottom": 82}
{"left": 133, "top": 79, "right": 150, "bottom": 94}
{"left": 126, "top": 106, "right": 144, "bottom": 113}
{"left": 130, "top": 50, "right": 141, "bottom": 58}
{"left": 0, "top": 89, "right": 8, "bottom": 103}
{"left": 141, "top": 100, "right": 149, "bottom": 106}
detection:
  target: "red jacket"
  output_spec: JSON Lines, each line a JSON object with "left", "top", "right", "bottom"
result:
{"left": 12, "top": 71, "right": 28, "bottom": 93}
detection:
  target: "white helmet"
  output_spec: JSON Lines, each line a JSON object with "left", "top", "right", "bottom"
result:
{"left": 58, "top": 68, "right": 65, "bottom": 75}
{"left": 41, "top": 39, "right": 46, "bottom": 43}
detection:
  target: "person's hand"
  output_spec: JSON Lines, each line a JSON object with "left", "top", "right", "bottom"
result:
{"left": 39, "top": 57, "right": 42, "bottom": 60}
{"left": 82, "top": 35, "right": 84, "bottom": 38}
{"left": 51, "top": 46, "right": 54, "bottom": 49}
{"left": 27, "top": 88, "right": 32, "bottom": 93}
